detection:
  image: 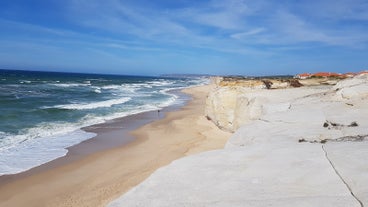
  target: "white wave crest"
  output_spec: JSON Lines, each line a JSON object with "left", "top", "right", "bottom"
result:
{"left": 92, "top": 86, "right": 102, "bottom": 93}
{"left": 147, "top": 80, "right": 174, "bottom": 86}
{"left": 120, "top": 83, "right": 147, "bottom": 93}
{"left": 101, "top": 85, "right": 121, "bottom": 90}
{"left": 19, "top": 80, "right": 32, "bottom": 84}
{"left": 50, "top": 83, "right": 91, "bottom": 87}
{"left": 54, "top": 97, "right": 131, "bottom": 110}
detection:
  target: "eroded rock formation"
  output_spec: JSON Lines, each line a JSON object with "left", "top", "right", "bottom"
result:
{"left": 108, "top": 75, "right": 368, "bottom": 207}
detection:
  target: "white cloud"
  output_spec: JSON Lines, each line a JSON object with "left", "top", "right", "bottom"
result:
{"left": 0, "top": 19, "right": 78, "bottom": 37}
{"left": 260, "top": 10, "right": 368, "bottom": 47}
{"left": 64, "top": 0, "right": 368, "bottom": 54}
{"left": 67, "top": 0, "right": 193, "bottom": 39}
{"left": 275, "top": 11, "right": 333, "bottom": 43}
{"left": 299, "top": 0, "right": 368, "bottom": 21}
{"left": 230, "top": 28, "right": 266, "bottom": 39}
{"left": 5, "top": 0, "right": 368, "bottom": 61}
{"left": 175, "top": 0, "right": 252, "bottom": 30}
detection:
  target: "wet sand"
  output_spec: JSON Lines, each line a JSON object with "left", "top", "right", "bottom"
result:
{"left": 0, "top": 84, "right": 231, "bottom": 207}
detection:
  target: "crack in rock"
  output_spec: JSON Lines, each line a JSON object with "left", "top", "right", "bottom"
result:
{"left": 322, "top": 145, "right": 364, "bottom": 207}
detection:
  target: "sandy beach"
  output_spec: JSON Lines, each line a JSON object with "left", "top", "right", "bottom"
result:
{"left": 0, "top": 84, "right": 231, "bottom": 207}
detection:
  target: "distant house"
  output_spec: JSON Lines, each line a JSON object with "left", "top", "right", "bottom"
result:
{"left": 295, "top": 73, "right": 311, "bottom": 79}
{"left": 311, "top": 72, "right": 342, "bottom": 78}
{"left": 344, "top": 72, "right": 356, "bottom": 78}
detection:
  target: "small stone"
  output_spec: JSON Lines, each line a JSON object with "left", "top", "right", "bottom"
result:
{"left": 348, "top": 122, "right": 358, "bottom": 127}
{"left": 323, "top": 122, "right": 329, "bottom": 128}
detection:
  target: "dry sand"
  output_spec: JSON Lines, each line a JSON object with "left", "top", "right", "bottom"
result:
{"left": 0, "top": 84, "right": 231, "bottom": 207}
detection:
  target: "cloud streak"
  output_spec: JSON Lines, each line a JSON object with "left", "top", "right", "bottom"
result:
{"left": 59, "top": 0, "right": 368, "bottom": 52}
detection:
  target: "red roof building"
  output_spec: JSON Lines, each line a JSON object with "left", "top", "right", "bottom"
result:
{"left": 312, "top": 72, "right": 342, "bottom": 77}
{"left": 295, "top": 73, "right": 311, "bottom": 79}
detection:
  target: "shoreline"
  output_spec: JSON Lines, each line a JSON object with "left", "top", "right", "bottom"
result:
{"left": 0, "top": 89, "right": 189, "bottom": 184}
{"left": 0, "top": 84, "right": 231, "bottom": 207}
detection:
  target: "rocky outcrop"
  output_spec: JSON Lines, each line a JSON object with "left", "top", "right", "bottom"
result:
{"left": 205, "top": 75, "right": 368, "bottom": 132}
{"left": 299, "top": 77, "right": 341, "bottom": 86}
{"left": 205, "top": 86, "right": 321, "bottom": 132}
{"left": 108, "top": 75, "right": 368, "bottom": 207}
{"left": 205, "top": 87, "right": 265, "bottom": 132}
{"left": 219, "top": 79, "right": 267, "bottom": 89}
{"left": 218, "top": 77, "right": 303, "bottom": 89}
{"left": 334, "top": 74, "right": 368, "bottom": 100}
{"left": 205, "top": 77, "right": 316, "bottom": 132}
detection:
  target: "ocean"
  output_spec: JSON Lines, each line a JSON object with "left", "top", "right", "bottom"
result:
{"left": 0, "top": 69, "right": 208, "bottom": 175}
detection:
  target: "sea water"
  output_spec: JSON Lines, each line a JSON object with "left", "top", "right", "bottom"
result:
{"left": 0, "top": 69, "right": 208, "bottom": 175}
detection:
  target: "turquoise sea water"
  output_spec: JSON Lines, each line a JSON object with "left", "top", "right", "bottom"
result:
{"left": 0, "top": 69, "right": 208, "bottom": 175}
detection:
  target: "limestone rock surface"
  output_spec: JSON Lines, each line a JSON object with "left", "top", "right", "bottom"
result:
{"left": 205, "top": 86, "right": 322, "bottom": 132}
{"left": 108, "top": 75, "right": 368, "bottom": 207}
{"left": 333, "top": 74, "right": 368, "bottom": 100}
{"left": 108, "top": 146, "right": 360, "bottom": 207}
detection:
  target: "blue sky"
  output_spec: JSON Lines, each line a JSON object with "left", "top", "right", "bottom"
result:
{"left": 0, "top": 0, "right": 367, "bottom": 76}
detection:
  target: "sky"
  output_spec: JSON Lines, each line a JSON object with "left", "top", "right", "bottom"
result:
{"left": 0, "top": 0, "right": 367, "bottom": 76}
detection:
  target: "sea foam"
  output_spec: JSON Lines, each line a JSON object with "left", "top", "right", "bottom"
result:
{"left": 52, "top": 97, "right": 131, "bottom": 110}
{"left": 0, "top": 129, "right": 96, "bottom": 176}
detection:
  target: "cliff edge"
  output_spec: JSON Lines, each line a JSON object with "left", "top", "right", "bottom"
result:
{"left": 108, "top": 75, "right": 368, "bottom": 207}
